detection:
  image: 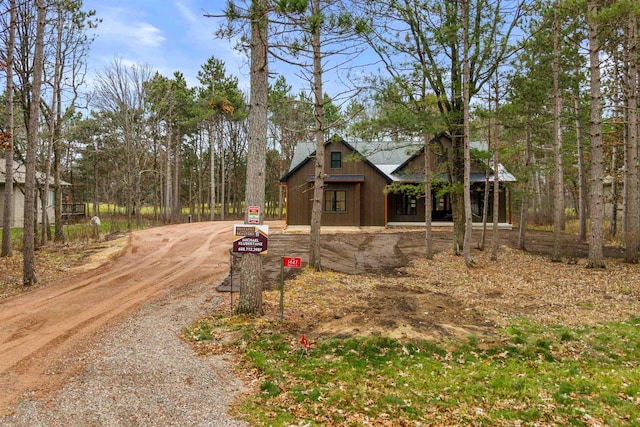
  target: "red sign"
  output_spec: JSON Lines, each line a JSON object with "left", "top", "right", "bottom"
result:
{"left": 283, "top": 257, "right": 302, "bottom": 268}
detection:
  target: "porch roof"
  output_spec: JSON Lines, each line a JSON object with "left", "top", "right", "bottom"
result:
{"left": 306, "top": 174, "right": 365, "bottom": 182}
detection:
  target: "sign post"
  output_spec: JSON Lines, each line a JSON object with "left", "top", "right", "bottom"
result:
{"left": 280, "top": 256, "right": 302, "bottom": 322}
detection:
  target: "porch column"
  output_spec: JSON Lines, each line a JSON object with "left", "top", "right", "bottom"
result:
{"left": 384, "top": 192, "right": 388, "bottom": 227}
{"left": 355, "top": 183, "right": 361, "bottom": 226}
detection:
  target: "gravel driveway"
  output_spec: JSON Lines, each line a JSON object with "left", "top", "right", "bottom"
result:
{"left": 1, "top": 275, "right": 249, "bottom": 426}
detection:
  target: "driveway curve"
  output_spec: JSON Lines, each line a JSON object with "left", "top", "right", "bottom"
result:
{"left": 0, "top": 221, "right": 283, "bottom": 424}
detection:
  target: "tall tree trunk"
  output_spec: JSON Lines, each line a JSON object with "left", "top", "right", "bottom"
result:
{"left": 1, "top": 0, "right": 16, "bottom": 258}
{"left": 236, "top": 0, "right": 268, "bottom": 315}
{"left": 480, "top": 110, "right": 492, "bottom": 251}
{"left": 220, "top": 134, "right": 226, "bottom": 221}
{"left": 23, "top": 0, "right": 46, "bottom": 286}
{"left": 424, "top": 134, "right": 433, "bottom": 259}
{"left": 518, "top": 119, "right": 532, "bottom": 250}
{"left": 491, "top": 80, "right": 500, "bottom": 261}
{"left": 164, "top": 127, "right": 172, "bottom": 223}
{"left": 575, "top": 92, "right": 587, "bottom": 242}
{"left": 586, "top": 0, "right": 605, "bottom": 268}
{"left": 610, "top": 142, "right": 619, "bottom": 237}
{"left": 309, "top": 0, "right": 325, "bottom": 270}
{"left": 551, "top": 0, "right": 564, "bottom": 262}
{"left": 209, "top": 120, "right": 216, "bottom": 220}
{"left": 624, "top": 15, "right": 639, "bottom": 263}
{"left": 479, "top": 167, "right": 490, "bottom": 250}
{"left": 462, "top": 0, "right": 473, "bottom": 267}
{"left": 52, "top": 5, "right": 64, "bottom": 243}
{"left": 172, "top": 136, "right": 181, "bottom": 222}
{"left": 41, "top": 115, "right": 54, "bottom": 246}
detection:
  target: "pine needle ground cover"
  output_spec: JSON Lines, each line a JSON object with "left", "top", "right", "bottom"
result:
{"left": 188, "top": 247, "right": 640, "bottom": 426}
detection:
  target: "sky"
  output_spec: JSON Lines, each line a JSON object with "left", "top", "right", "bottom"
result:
{"left": 82, "top": 0, "right": 250, "bottom": 90}
{"left": 81, "top": 0, "right": 374, "bottom": 104}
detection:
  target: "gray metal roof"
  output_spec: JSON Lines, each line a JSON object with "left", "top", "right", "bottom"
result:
{"left": 286, "top": 137, "right": 516, "bottom": 183}
{"left": 288, "top": 140, "right": 422, "bottom": 180}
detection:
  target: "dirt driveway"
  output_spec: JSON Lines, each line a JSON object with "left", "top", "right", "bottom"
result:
{"left": 0, "top": 220, "right": 273, "bottom": 416}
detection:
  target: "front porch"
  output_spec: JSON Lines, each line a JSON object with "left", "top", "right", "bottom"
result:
{"left": 283, "top": 221, "right": 513, "bottom": 234}
{"left": 386, "top": 221, "right": 513, "bottom": 230}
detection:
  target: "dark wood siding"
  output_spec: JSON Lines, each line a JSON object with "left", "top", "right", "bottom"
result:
{"left": 284, "top": 159, "right": 315, "bottom": 225}
{"left": 283, "top": 140, "right": 389, "bottom": 226}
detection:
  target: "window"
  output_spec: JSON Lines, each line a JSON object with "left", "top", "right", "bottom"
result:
{"left": 396, "top": 193, "right": 417, "bottom": 215}
{"left": 325, "top": 190, "right": 346, "bottom": 212}
{"left": 330, "top": 151, "right": 342, "bottom": 169}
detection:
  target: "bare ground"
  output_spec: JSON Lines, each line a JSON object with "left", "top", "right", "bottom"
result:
{"left": 253, "top": 227, "right": 635, "bottom": 349}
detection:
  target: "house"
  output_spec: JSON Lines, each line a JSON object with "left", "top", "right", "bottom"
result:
{"left": 0, "top": 159, "right": 71, "bottom": 228}
{"left": 279, "top": 134, "right": 516, "bottom": 228}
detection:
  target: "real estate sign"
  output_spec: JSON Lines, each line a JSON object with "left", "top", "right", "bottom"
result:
{"left": 232, "top": 224, "right": 268, "bottom": 254}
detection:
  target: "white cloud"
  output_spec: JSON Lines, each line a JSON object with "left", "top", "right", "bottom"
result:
{"left": 97, "top": 8, "right": 165, "bottom": 48}
{"left": 174, "top": 0, "right": 198, "bottom": 24}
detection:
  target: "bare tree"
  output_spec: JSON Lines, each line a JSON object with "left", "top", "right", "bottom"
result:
{"left": 623, "top": 13, "right": 639, "bottom": 263}
{"left": 42, "top": 1, "right": 96, "bottom": 243}
{"left": 424, "top": 135, "right": 433, "bottom": 259}
{"left": 23, "top": 0, "right": 47, "bottom": 286}
{"left": 92, "top": 59, "right": 153, "bottom": 230}
{"left": 586, "top": 0, "right": 605, "bottom": 268}
{"left": 1, "top": 0, "right": 16, "bottom": 258}
{"left": 462, "top": 0, "right": 473, "bottom": 267}
{"left": 491, "top": 80, "right": 501, "bottom": 261}
{"left": 550, "top": 0, "right": 565, "bottom": 262}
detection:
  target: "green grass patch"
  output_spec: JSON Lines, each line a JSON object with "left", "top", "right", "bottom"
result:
{"left": 194, "top": 317, "right": 640, "bottom": 426}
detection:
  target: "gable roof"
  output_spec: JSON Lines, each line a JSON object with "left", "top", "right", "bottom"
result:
{"left": 0, "top": 159, "right": 71, "bottom": 186}
{"left": 390, "top": 134, "right": 516, "bottom": 182}
{"left": 282, "top": 137, "right": 423, "bottom": 183}
{"left": 282, "top": 135, "right": 516, "bottom": 183}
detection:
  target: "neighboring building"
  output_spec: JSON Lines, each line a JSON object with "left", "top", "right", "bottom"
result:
{"left": 280, "top": 134, "right": 516, "bottom": 228}
{"left": 0, "top": 159, "right": 70, "bottom": 228}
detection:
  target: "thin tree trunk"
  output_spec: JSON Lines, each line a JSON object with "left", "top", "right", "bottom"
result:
{"left": 209, "top": 120, "right": 216, "bottom": 220}
{"left": 518, "top": 119, "right": 532, "bottom": 250}
{"left": 424, "top": 134, "right": 433, "bottom": 259}
{"left": 23, "top": 0, "right": 47, "bottom": 286}
{"left": 586, "top": 0, "right": 605, "bottom": 268}
{"left": 491, "top": 80, "right": 500, "bottom": 261}
{"left": 480, "top": 167, "right": 490, "bottom": 250}
{"left": 41, "top": 127, "right": 53, "bottom": 246}
{"left": 462, "top": 0, "right": 473, "bottom": 267}
{"left": 220, "top": 134, "right": 226, "bottom": 221}
{"left": 610, "top": 142, "right": 619, "bottom": 237}
{"left": 575, "top": 92, "right": 587, "bottom": 242}
{"left": 551, "top": 0, "right": 564, "bottom": 262}
{"left": 165, "top": 127, "right": 172, "bottom": 223}
{"left": 1, "top": 0, "right": 16, "bottom": 258}
{"left": 624, "top": 14, "right": 639, "bottom": 263}
{"left": 52, "top": 6, "right": 64, "bottom": 243}
{"left": 480, "top": 110, "right": 492, "bottom": 251}
{"left": 309, "top": 0, "right": 325, "bottom": 270}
